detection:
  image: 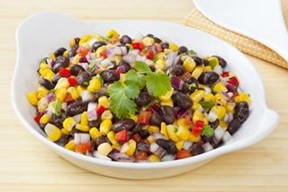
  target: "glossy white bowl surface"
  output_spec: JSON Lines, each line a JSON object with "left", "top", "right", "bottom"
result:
{"left": 12, "top": 12, "right": 279, "bottom": 179}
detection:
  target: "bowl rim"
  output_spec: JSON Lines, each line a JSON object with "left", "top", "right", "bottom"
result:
{"left": 12, "top": 12, "right": 279, "bottom": 169}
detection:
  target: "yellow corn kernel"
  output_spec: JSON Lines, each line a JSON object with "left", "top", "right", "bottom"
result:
{"left": 156, "top": 52, "right": 165, "bottom": 60}
{"left": 79, "top": 34, "right": 92, "bottom": 45}
{"left": 189, "top": 134, "right": 201, "bottom": 142}
{"left": 154, "top": 59, "right": 166, "bottom": 70}
{"left": 49, "top": 53, "right": 56, "bottom": 61}
{"left": 176, "top": 118, "right": 190, "bottom": 130}
{"left": 225, "top": 102, "right": 235, "bottom": 113}
{"left": 67, "top": 87, "right": 79, "bottom": 100}
{"left": 100, "top": 119, "right": 112, "bottom": 135}
{"left": 63, "top": 50, "right": 69, "bottom": 58}
{"left": 235, "top": 93, "right": 251, "bottom": 105}
{"left": 169, "top": 43, "right": 179, "bottom": 52}
{"left": 106, "top": 29, "right": 119, "bottom": 41}
{"left": 39, "top": 63, "right": 50, "bottom": 70}
{"left": 44, "top": 123, "right": 62, "bottom": 142}
{"left": 192, "top": 110, "right": 204, "bottom": 124}
{"left": 61, "top": 128, "right": 70, "bottom": 135}
{"left": 142, "top": 36, "right": 154, "bottom": 46}
{"left": 126, "top": 139, "right": 137, "bottom": 156}
{"left": 37, "top": 97, "right": 48, "bottom": 113}
{"left": 183, "top": 57, "right": 196, "bottom": 72}
{"left": 214, "top": 93, "right": 227, "bottom": 106}
{"left": 190, "top": 89, "right": 205, "bottom": 102}
{"left": 112, "top": 142, "right": 121, "bottom": 151}
{"left": 76, "top": 85, "right": 85, "bottom": 94}
{"left": 40, "top": 114, "right": 50, "bottom": 125}
{"left": 55, "top": 88, "right": 67, "bottom": 102}
{"left": 55, "top": 77, "right": 69, "bottom": 89}
{"left": 164, "top": 48, "right": 173, "bottom": 54}
{"left": 213, "top": 82, "right": 228, "bottom": 93}
{"left": 130, "top": 114, "right": 138, "bottom": 123}
{"left": 175, "top": 141, "right": 184, "bottom": 151}
{"left": 87, "top": 78, "right": 102, "bottom": 93}
{"left": 147, "top": 135, "right": 154, "bottom": 144}
{"left": 107, "top": 131, "right": 117, "bottom": 145}
{"left": 96, "top": 46, "right": 107, "bottom": 58}
{"left": 192, "top": 102, "right": 201, "bottom": 111}
{"left": 167, "top": 125, "right": 179, "bottom": 142}
{"left": 69, "top": 38, "right": 76, "bottom": 47}
{"left": 26, "top": 91, "right": 38, "bottom": 106}
{"left": 161, "top": 99, "right": 173, "bottom": 107}
{"left": 191, "top": 66, "right": 204, "bottom": 79}
{"left": 202, "top": 117, "right": 208, "bottom": 125}
{"left": 89, "top": 127, "right": 102, "bottom": 140}
{"left": 211, "top": 105, "right": 226, "bottom": 120}
{"left": 65, "top": 140, "right": 76, "bottom": 151}
{"left": 112, "top": 55, "right": 122, "bottom": 65}
{"left": 98, "top": 96, "right": 110, "bottom": 108}
{"left": 203, "top": 65, "right": 212, "bottom": 72}
{"left": 148, "top": 154, "right": 160, "bottom": 162}
{"left": 159, "top": 88, "right": 173, "bottom": 102}
{"left": 204, "top": 93, "right": 215, "bottom": 102}
{"left": 72, "top": 55, "right": 80, "bottom": 64}
{"left": 119, "top": 73, "right": 127, "bottom": 83}
{"left": 63, "top": 117, "right": 76, "bottom": 132}
{"left": 101, "top": 110, "right": 113, "bottom": 120}
{"left": 176, "top": 127, "right": 191, "bottom": 140}
{"left": 37, "top": 86, "right": 49, "bottom": 99}
{"left": 75, "top": 124, "right": 90, "bottom": 132}
{"left": 148, "top": 126, "right": 160, "bottom": 134}
{"left": 220, "top": 120, "right": 228, "bottom": 131}
{"left": 44, "top": 71, "right": 55, "bottom": 81}
{"left": 79, "top": 112, "right": 88, "bottom": 126}
{"left": 160, "top": 122, "right": 168, "bottom": 138}
{"left": 97, "top": 142, "right": 113, "bottom": 156}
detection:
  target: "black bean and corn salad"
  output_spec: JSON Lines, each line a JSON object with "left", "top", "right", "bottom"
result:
{"left": 26, "top": 30, "right": 251, "bottom": 162}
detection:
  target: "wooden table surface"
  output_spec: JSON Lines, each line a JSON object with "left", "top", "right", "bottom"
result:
{"left": 1, "top": 0, "right": 287, "bottom": 191}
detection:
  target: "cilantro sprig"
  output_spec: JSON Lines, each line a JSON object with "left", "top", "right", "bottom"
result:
{"left": 109, "top": 61, "right": 171, "bottom": 118}
{"left": 201, "top": 125, "right": 214, "bottom": 137}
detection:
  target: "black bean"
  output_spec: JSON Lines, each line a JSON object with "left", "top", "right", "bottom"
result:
{"left": 137, "top": 141, "right": 150, "bottom": 152}
{"left": 209, "top": 119, "right": 220, "bottom": 129}
{"left": 192, "top": 56, "right": 204, "bottom": 66}
{"left": 170, "top": 65, "right": 185, "bottom": 76}
{"left": 120, "top": 35, "right": 132, "bottom": 44}
{"left": 51, "top": 113, "right": 66, "bottom": 128}
{"left": 178, "top": 46, "right": 188, "bottom": 54}
{"left": 69, "top": 46, "right": 79, "bottom": 57}
{"left": 203, "top": 59, "right": 209, "bottom": 66}
{"left": 95, "top": 135, "right": 106, "bottom": 146}
{"left": 153, "top": 36, "right": 162, "bottom": 44}
{"left": 156, "top": 139, "right": 177, "bottom": 154}
{"left": 56, "top": 135, "right": 71, "bottom": 146}
{"left": 70, "top": 64, "right": 85, "bottom": 76}
{"left": 190, "top": 144, "right": 204, "bottom": 156}
{"left": 112, "top": 119, "right": 136, "bottom": 133}
{"left": 54, "top": 47, "right": 66, "bottom": 58}
{"left": 139, "top": 129, "right": 150, "bottom": 139}
{"left": 176, "top": 58, "right": 183, "bottom": 65}
{"left": 101, "top": 70, "right": 120, "bottom": 83}
{"left": 51, "top": 74, "right": 61, "bottom": 85}
{"left": 77, "top": 71, "right": 91, "bottom": 86}
{"left": 161, "top": 42, "right": 169, "bottom": 50}
{"left": 198, "top": 71, "right": 219, "bottom": 86}
{"left": 89, "top": 119, "right": 101, "bottom": 128}
{"left": 159, "top": 106, "right": 176, "bottom": 124}
{"left": 234, "top": 101, "right": 249, "bottom": 123}
{"left": 202, "top": 135, "right": 214, "bottom": 143}
{"left": 39, "top": 78, "right": 54, "bottom": 90}
{"left": 67, "top": 101, "right": 88, "bottom": 116}
{"left": 185, "top": 77, "right": 199, "bottom": 93}
{"left": 146, "top": 34, "right": 154, "bottom": 38}
{"left": 92, "top": 41, "right": 106, "bottom": 51}
{"left": 118, "top": 61, "right": 131, "bottom": 73}
{"left": 52, "top": 56, "right": 70, "bottom": 73}
{"left": 227, "top": 118, "right": 241, "bottom": 135}
{"left": 136, "top": 92, "right": 152, "bottom": 107}
{"left": 172, "top": 92, "right": 192, "bottom": 109}
{"left": 150, "top": 112, "right": 163, "bottom": 127}
{"left": 74, "top": 37, "right": 80, "bottom": 45}
{"left": 212, "top": 55, "right": 227, "bottom": 68}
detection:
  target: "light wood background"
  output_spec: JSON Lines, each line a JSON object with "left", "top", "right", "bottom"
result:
{"left": 1, "top": 0, "right": 287, "bottom": 191}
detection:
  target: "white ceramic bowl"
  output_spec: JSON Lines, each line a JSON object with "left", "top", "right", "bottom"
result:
{"left": 12, "top": 12, "right": 279, "bottom": 179}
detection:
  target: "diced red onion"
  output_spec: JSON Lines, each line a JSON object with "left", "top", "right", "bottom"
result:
{"left": 165, "top": 52, "right": 177, "bottom": 68}
{"left": 222, "top": 132, "right": 234, "bottom": 144}
{"left": 46, "top": 58, "right": 54, "bottom": 67}
{"left": 108, "top": 151, "right": 133, "bottom": 162}
{"left": 183, "top": 141, "right": 193, "bottom": 150}
{"left": 87, "top": 110, "right": 97, "bottom": 121}
{"left": 93, "top": 151, "right": 112, "bottom": 161}
{"left": 74, "top": 133, "right": 90, "bottom": 144}
{"left": 162, "top": 154, "right": 176, "bottom": 161}
{"left": 123, "top": 54, "right": 136, "bottom": 64}
{"left": 150, "top": 143, "right": 166, "bottom": 158}
{"left": 208, "top": 111, "right": 218, "bottom": 122}
{"left": 226, "top": 83, "right": 237, "bottom": 92}
{"left": 79, "top": 62, "right": 89, "bottom": 71}
{"left": 202, "top": 142, "right": 214, "bottom": 152}
{"left": 80, "top": 90, "right": 94, "bottom": 102}
{"left": 116, "top": 65, "right": 127, "bottom": 73}
{"left": 61, "top": 102, "right": 67, "bottom": 112}
{"left": 151, "top": 133, "right": 167, "bottom": 141}
{"left": 46, "top": 92, "right": 55, "bottom": 103}
{"left": 171, "top": 76, "right": 184, "bottom": 90}
{"left": 88, "top": 102, "right": 97, "bottom": 111}
{"left": 213, "top": 126, "right": 225, "bottom": 142}
{"left": 213, "top": 65, "right": 223, "bottom": 75}
{"left": 88, "top": 53, "right": 96, "bottom": 60}
{"left": 73, "top": 114, "right": 81, "bottom": 123}
{"left": 79, "top": 57, "right": 88, "bottom": 63}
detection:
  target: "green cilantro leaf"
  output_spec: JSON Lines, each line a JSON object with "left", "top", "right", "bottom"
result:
{"left": 134, "top": 61, "right": 152, "bottom": 73}
{"left": 88, "top": 60, "right": 97, "bottom": 72}
{"left": 188, "top": 49, "right": 197, "bottom": 56}
{"left": 200, "top": 101, "right": 214, "bottom": 110}
{"left": 146, "top": 72, "right": 171, "bottom": 97}
{"left": 124, "top": 83, "right": 140, "bottom": 99}
{"left": 201, "top": 125, "right": 214, "bottom": 137}
{"left": 52, "top": 99, "right": 62, "bottom": 116}
{"left": 125, "top": 70, "right": 145, "bottom": 90}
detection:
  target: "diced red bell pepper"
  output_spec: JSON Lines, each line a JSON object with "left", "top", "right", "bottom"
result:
{"left": 68, "top": 76, "right": 77, "bottom": 87}
{"left": 135, "top": 151, "right": 148, "bottom": 161}
{"left": 138, "top": 111, "right": 152, "bottom": 125}
{"left": 115, "top": 129, "right": 128, "bottom": 143}
{"left": 176, "top": 150, "right": 191, "bottom": 159}
{"left": 195, "top": 120, "right": 204, "bottom": 127}
{"left": 99, "top": 49, "right": 107, "bottom": 58}
{"left": 33, "top": 113, "right": 43, "bottom": 125}
{"left": 59, "top": 68, "right": 71, "bottom": 77}
{"left": 77, "top": 47, "right": 89, "bottom": 57}
{"left": 131, "top": 133, "right": 142, "bottom": 143}
{"left": 63, "top": 93, "right": 74, "bottom": 103}
{"left": 192, "top": 120, "right": 204, "bottom": 137}
{"left": 96, "top": 105, "right": 106, "bottom": 116}
{"left": 75, "top": 142, "right": 92, "bottom": 154}
{"left": 221, "top": 71, "right": 230, "bottom": 77}
{"left": 146, "top": 49, "right": 154, "bottom": 60}
{"left": 132, "top": 41, "right": 144, "bottom": 51}
{"left": 184, "top": 115, "right": 192, "bottom": 126}
{"left": 227, "top": 76, "right": 239, "bottom": 86}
